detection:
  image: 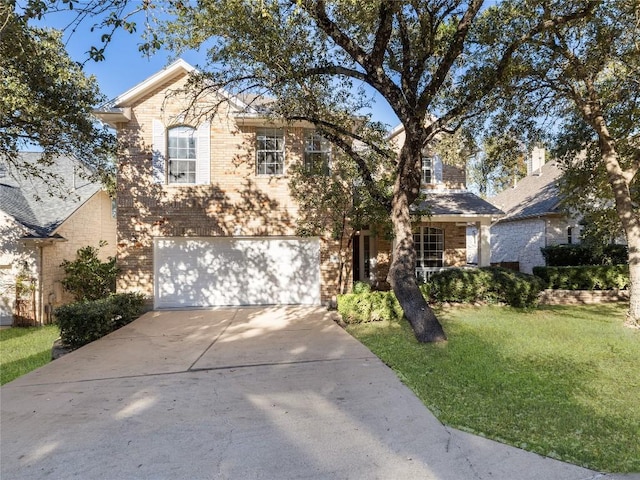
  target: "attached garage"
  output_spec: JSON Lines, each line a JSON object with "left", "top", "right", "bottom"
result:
{"left": 154, "top": 237, "right": 321, "bottom": 309}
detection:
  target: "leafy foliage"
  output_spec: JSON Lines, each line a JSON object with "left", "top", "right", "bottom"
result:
{"left": 468, "top": 135, "right": 528, "bottom": 197}
{"left": 337, "top": 291, "right": 403, "bottom": 324}
{"left": 0, "top": 6, "right": 116, "bottom": 193}
{"left": 533, "top": 265, "right": 630, "bottom": 291}
{"left": 541, "top": 244, "right": 629, "bottom": 267}
{"left": 60, "top": 243, "right": 118, "bottom": 301}
{"left": 424, "top": 267, "right": 542, "bottom": 308}
{"left": 473, "top": 0, "right": 639, "bottom": 319}
{"left": 55, "top": 293, "right": 145, "bottom": 350}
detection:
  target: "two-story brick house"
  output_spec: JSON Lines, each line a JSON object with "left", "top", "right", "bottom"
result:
{"left": 96, "top": 60, "right": 501, "bottom": 309}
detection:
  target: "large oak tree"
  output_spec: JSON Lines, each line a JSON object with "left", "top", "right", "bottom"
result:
{"left": 157, "top": 0, "right": 595, "bottom": 341}
{"left": 484, "top": 0, "right": 639, "bottom": 324}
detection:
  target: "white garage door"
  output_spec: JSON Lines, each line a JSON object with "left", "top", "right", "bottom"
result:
{"left": 154, "top": 237, "right": 321, "bottom": 308}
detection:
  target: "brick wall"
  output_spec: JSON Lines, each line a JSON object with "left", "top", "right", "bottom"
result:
{"left": 43, "top": 191, "right": 117, "bottom": 314}
{"left": 114, "top": 73, "right": 343, "bottom": 303}
{"left": 371, "top": 221, "right": 467, "bottom": 288}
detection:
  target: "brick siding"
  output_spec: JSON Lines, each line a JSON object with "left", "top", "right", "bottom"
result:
{"left": 114, "top": 73, "right": 345, "bottom": 303}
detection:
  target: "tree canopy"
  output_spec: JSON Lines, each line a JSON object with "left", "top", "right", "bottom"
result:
{"left": 17, "top": 0, "right": 630, "bottom": 334}
{"left": 0, "top": 3, "right": 115, "bottom": 191}
{"left": 481, "top": 0, "right": 639, "bottom": 322}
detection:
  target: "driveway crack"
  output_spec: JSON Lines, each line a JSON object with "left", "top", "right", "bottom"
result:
{"left": 187, "top": 309, "right": 238, "bottom": 371}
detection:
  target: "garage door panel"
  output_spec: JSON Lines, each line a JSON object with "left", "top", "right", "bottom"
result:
{"left": 154, "top": 237, "right": 320, "bottom": 308}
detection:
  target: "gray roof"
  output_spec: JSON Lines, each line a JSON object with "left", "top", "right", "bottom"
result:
{"left": 0, "top": 153, "right": 102, "bottom": 237}
{"left": 412, "top": 191, "right": 504, "bottom": 216}
{"left": 489, "top": 161, "right": 563, "bottom": 222}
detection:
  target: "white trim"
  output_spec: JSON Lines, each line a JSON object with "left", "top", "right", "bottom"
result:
{"left": 195, "top": 122, "right": 211, "bottom": 185}
{"left": 95, "top": 59, "right": 254, "bottom": 115}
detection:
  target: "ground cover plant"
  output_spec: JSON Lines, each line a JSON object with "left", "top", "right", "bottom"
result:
{"left": 347, "top": 303, "right": 639, "bottom": 472}
{"left": 0, "top": 325, "right": 60, "bottom": 385}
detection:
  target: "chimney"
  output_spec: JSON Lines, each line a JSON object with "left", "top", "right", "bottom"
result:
{"left": 528, "top": 146, "right": 546, "bottom": 175}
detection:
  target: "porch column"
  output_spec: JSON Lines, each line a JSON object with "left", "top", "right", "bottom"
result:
{"left": 477, "top": 220, "right": 492, "bottom": 267}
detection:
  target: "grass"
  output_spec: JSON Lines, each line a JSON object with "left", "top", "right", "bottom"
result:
{"left": 347, "top": 303, "right": 640, "bottom": 473}
{"left": 0, "top": 325, "right": 60, "bottom": 385}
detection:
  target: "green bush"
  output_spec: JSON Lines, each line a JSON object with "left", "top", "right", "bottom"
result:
{"left": 533, "top": 265, "right": 630, "bottom": 290}
{"left": 352, "top": 281, "right": 372, "bottom": 294}
{"left": 55, "top": 293, "right": 145, "bottom": 349}
{"left": 425, "top": 267, "right": 542, "bottom": 308}
{"left": 60, "top": 243, "right": 118, "bottom": 301}
{"left": 541, "top": 244, "right": 628, "bottom": 266}
{"left": 337, "top": 291, "right": 403, "bottom": 324}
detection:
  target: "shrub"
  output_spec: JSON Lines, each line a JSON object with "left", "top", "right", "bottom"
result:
{"left": 337, "top": 291, "right": 403, "bottom": 324}
{"left": 421, "top": 268, "right": 494, "bottom": 303}
{"left": 60, "top": 243, "right": 118, "bottom": 301}
{"left": 425, "top": 267, "right": 542, "bottom": 308}
{"left": 352, "top": 281, "right": 372, "bottom": 294}
{"left": 490, "top": 268, "right": 544, "bottom": 308}
{"left": 55, "top": 293, "right": 145, "bottom": 349}
{"left": 541, "top": 244, "right": 628, "bottom": 266}
{"left": 533, "top": 265, "right": 630, "bottom": 290}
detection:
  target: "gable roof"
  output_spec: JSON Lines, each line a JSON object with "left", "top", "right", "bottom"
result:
{"left": 94, "top": 59, "right": 257, "bottom": 127}
{"left": 0, "top": 153, "right": 103, "bottom": 237}
{"left": 489, "top": 161, "right": 563, "bottom": 222}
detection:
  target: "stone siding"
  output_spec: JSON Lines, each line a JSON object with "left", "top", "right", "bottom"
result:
{"left": 491, "top": 218, "right": 546, "bottom": 274}
{"left": 491, "top": 216, "right": 582, "bottom": 274}
{"left": 538, "top": 289, "right": 629, "bottom": 305}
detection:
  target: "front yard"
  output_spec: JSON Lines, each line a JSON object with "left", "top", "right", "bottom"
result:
{"left": 347, "top": 303, "right": 639, "bottom": 473}
{"left": 0, "top": 325, "right": 60, "bottom": 385}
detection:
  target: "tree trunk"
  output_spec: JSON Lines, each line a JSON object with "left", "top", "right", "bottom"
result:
{"left": 387, "top": 141, "right": 447, "bottom": 343}
{"left": 626, "top": 228, "right": 640, "bottom": 325}
{"left": 597, "top": 136, "right": 640, "bottom": 324}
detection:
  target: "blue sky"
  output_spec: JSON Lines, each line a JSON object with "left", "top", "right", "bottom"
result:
{"left": 37, "top": 8, "right": 400, "bottom": 128}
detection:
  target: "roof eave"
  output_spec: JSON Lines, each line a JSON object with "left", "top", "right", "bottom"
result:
{"left": 93, "top": 107, "right": 132, "bottom": 127}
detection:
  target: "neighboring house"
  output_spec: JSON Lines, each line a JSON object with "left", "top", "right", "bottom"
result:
{"left": 94, "top": 60, "right": 502, "bottom": 309}
{"left": 0, "top": 153, "right": 116, "bottom": 326}
{"left": 489, "top": 148, "right": 582, "bottom": 274}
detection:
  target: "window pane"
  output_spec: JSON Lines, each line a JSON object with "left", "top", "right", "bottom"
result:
{"left": 167, "top": 127, "right": 198, "bottom": 184}
{"left": 256, "top": 130, "right": 284, "bottom": 175}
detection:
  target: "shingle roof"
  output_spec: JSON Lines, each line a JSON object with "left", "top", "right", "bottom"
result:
{"left": 0, "top": 153, "right": 102, "bottom": 237}
{"left": 412, "top": 191, "right": 504, "bottom": 216}
{"left": 489, "top": 161, "right": 563, "bottom": 222}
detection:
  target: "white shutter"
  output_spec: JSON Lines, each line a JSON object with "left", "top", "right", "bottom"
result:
{"left": 196, "top": 121, "right": 211, "bottom": 185}
{"left": 433, "top": 155, "right": 443, "bottom": 184}
{"left": 152, "top": 119, "right": 166, "bottom": 184}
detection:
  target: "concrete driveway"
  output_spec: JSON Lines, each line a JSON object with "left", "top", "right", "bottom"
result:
{"left": 0, "top": 307, "right": 632, "bottom": 479}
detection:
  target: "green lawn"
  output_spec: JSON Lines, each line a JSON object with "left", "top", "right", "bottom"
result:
{"left": 347, "top": 303, "right": 639, "bottom": 473}
{"left": 0, "top": 325, "right": 60, "bottom": 385}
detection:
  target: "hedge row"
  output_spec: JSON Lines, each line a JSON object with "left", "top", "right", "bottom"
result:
{"left": 533, "top": 265, "right": 630, "bottom": 290}
{"left": 422, "top": 267, "right": 543, "bottom": 308}
{"left": 338, "top": 268, "right": 543, "bottom": 324}
{"left": 541, "top": 244, "right": 628, "bottom": 266}
{"left": 55, "top": 293, "right": 145, "bottom": 349}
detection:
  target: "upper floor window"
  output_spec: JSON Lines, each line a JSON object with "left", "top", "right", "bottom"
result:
{"left": 422, "top": 156, "right": 434, "bottom": 184}
{"left": 168, "top": 126, "right": 197, "bottom": 184}
{"left": 304, "top": 131, "right": 331, "bottom": 176}
{"left": 256, "top": 129, "right": 284, "bottom": 175}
